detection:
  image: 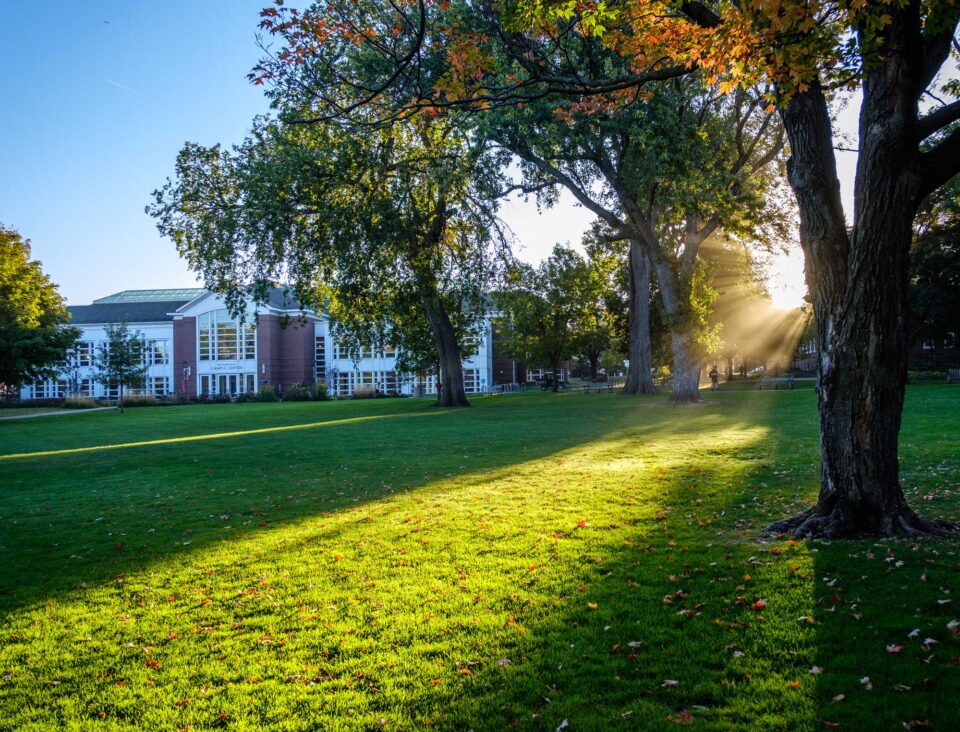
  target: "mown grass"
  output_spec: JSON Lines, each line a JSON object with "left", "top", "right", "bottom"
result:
{"left": 0, "top": 389, "right": 958, "bottom": 731}
{"left": 0, "top": 408, "right": 66, "bottom": 419}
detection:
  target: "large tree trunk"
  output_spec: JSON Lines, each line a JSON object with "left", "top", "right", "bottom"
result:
{"left": 767, "top": 69, "right": 953, "bottom": 538}
{"left": 651, "top": 256, "right": 702, "bottom": 403}
{"left": 588, "top": 353, "right": 599, "bottom": 381}
{"left": 417, "top": 276, "right": 469, "bottom": 408}
{"left": 667, "top": 329, "right": 702, "bottom": 403}
{"left": 624, "top": 240, "right": 657, "bottom": 394}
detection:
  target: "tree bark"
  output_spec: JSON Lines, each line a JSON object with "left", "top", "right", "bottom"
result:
{"left": 667, "top": 329, "right": 702, "bottom": 403}
{"left": 588, "top": 353, "right": 599, "bottom": 381}
{"left": 417, "top": 275, "right": 469, "bottom": 408}
{"left": 726, "top": 355, "right": 734, "bottom": 381}
{"left": 624, "top": 239, "right": 657, "bottom": 394}
{"left": 766, "top": 62, "right": 955, "bottom": 538}
{"left": 652, "top": 255, "right": 703, "bottom": 403}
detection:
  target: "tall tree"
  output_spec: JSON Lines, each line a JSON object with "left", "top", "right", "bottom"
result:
{"left": 92, "top": 322, "right": 148, "bottom": 413}
{"left": 496, "top": 245, "right": 607, "bottom": 391}
{"left": 150, "top": 118, "right": 508, "bottom": 407}
{"left": 0, "top": 226, "right": 79, "bottom": 392}
{"left": 479, "top": 78, "right": 787, "bottom": 402}
{"left": 256, "top": 0, "right": 960, "bottom": 535}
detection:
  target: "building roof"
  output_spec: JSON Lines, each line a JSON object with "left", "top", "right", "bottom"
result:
{"left": 70, "top": 286, "right": 311, "bottom": 325}
{"left": 93, "top": 288, "right": 207, "bottom": 304}
{"left": 67, "top": 299, "right": 195, "bottom": 325}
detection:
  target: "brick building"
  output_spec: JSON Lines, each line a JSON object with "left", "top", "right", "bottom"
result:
{"left": 21, "top": 287, "right": 502, "bottom": 400}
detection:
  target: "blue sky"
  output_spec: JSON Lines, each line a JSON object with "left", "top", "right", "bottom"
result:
{"left": 1, "top": 1, "right": 278, "bottom": 303}
{"left": 1, "top": 1, "right": 808, "bottom": 308}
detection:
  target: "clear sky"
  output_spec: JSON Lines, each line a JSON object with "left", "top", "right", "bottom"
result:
{"left": 1, "top": 1, "right": 815, "bottom": 309}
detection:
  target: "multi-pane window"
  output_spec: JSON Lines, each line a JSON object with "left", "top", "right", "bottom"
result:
{"left": 331, "top": 336, "right": 397, "bottom": 361}
{"left": 315, "top": 337, "right": 327, "bottom": 382}
{"left": 150, "top": 377, "right": 170, "bottom": 396}
{"left": 143, "top": 340, "right": 169, "bottom": 366}
{"left": 384, "top": 371, "right": 398, "bottom": 394}
{"left": 463, "top": 369, "right": 480, "bottom": 393}
{"left": 337, "top": 372, "right": 351, "bottom": 395}
{"left": 80, "top": 379, "right": 94, "bottom": 397}
{"left": 198, "top": 310, "right": 255, "bottom": 361}
{"left": 76, "top": 341, "right": 94, "bottom": 366}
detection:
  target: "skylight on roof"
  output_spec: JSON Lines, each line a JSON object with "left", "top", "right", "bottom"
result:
{"left": 93, "top": 289, "right": 207, "bottom": 304}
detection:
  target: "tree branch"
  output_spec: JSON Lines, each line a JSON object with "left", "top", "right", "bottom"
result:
{"left": 915, "top": 124, "right": 960, "bottom": 202}
{"left": 916, "top": 99, "right": 960, "bottom": 140}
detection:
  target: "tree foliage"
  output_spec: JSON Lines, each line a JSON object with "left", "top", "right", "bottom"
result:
{"left": 0, "top": 225, "right": 79, "bottom": 391}
{"left": 910, "top": 177, "right": 960, "bottom": 353}
{"left": 149, "top": 115, "right": 509, "bottom": 406}
{"left": 495, "top": 245, "right": 609, "bottom": 390}
{"left": 93, "top": 322, "right": 148, "bottom": 412}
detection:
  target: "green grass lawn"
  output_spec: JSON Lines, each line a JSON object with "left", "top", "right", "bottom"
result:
{"left": 1, "top": 389, "right": 958, "bottom": 730}
{"left": 0, "top": 408, "right": 69, "bottom": 419}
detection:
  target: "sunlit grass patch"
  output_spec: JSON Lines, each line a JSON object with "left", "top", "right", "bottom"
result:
{"left": 0, "top": 390, "right": 958, "bottom": 730}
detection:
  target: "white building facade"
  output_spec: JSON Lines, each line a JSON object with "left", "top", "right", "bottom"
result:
{"left": 21, "top": 288, "right": 496, "bottom": 400}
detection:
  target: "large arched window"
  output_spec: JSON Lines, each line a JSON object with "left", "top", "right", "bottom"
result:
{"left": 198, "top": 309, "right": 255, "bottom": 361}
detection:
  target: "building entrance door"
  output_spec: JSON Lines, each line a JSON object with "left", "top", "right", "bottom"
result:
{"left": 218, "top": 374, "right": 238, "bottom": 396}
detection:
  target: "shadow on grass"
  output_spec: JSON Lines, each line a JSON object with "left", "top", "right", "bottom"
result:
{"left": 2, "top": 389, "right": 957, "bottom": 729}
{"left": 0, "top": 394, "right": 655, "bottom": 612}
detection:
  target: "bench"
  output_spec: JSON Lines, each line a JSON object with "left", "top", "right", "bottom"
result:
{"left": 583, "top": 382, "right": 615, "bottom": 394}
{"left": 758, "top": 376, "right": 795, "bottom": 390}
{"left": 948, "top": 368, "right": 960, "bottom": 384}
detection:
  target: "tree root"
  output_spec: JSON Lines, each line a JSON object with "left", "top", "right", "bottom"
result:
{"left": 764, "top": 504, "right": 958, "bottom": 540}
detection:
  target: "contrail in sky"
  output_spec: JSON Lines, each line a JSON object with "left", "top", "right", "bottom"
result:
{"left": 105, "top": 79, "right": 136, "bottom": 94}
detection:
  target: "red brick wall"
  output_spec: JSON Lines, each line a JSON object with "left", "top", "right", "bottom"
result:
{"left": 279, "top": 319, "right": 316, "bottom": 387}
{"left": 255, "top": 315, "right": 317, "bottom": 392}
{"left": 256, "top": 315, "right": 281, "bottom": 391}
{"left": 173, "top": 317, "right": 197, "bottom": 398}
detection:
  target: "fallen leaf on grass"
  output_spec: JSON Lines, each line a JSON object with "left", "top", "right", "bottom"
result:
{"left": 662, "top": 679, "right": 679, "bottom": 687}
{"left": 886, "top": 644, "right": 903, "bottom": 653}
{"left": 497, "top": 659, "right": 512, "bottom": 666}
{"left": 860, "top": 677, "right": 873, "bottom": 690}
{"left": 832, "top": 694, "right": 845, "bottom": 702}
{"left": 809, "top": 666, "right": 824, "bottom": 675}
{"left": 667, "top": 710, "right": 694, "bottom": 725}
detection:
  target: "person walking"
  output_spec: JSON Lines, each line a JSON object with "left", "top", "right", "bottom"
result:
{"left": 709, "top": 364, "right": 720, "bottom": 391}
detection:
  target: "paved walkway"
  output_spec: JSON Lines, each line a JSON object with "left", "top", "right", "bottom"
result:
{"left": 0, "top": 407, "right": 116, "bottom": 421}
